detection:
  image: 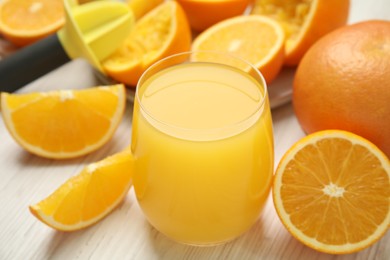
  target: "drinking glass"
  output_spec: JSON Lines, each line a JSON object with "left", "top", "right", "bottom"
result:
{"left": 131, "top": 51, "right": 274, "bottom": 245}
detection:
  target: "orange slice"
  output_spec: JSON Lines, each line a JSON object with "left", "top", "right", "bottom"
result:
{"left": 176, "top": 0, "right": 251, "bottom": 32}
{"left": 29, "top": 150, "right": 133, "bottom": 231}
{"left": 0, "top": 0, "right": 65, "bottom": 46}
{"left": 1, "top": 85, "right": 126, "bottom": 159}
{"left": 273, "top": 130, "right": 390, "bottom": 254}
{"left": 251, "top": 0, "right": 350, "bottom": 65}
{"left": 102, "top": 1, "right": 192, "bottom": 87}
{"left": 191, "top": 15, "right": 285, "bottom": 84}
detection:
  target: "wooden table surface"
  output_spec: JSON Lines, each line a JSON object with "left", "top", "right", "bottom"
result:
{"left": 0, "top": 1, "right": 389, "bottom": 259}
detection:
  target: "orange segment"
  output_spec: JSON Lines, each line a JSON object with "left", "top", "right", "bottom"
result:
{"left": 1, "top": 85, "right": 126, "bottom": 159}
{"left": 0, "top": 0, "right": 64, "bottom": 46}
{"left": 252, "top": 0, "right": 350, "bottom": 65}
{"left": 102, "top": 1, "right": 192, "bottom": 87}
{"left": 191, "top": 15, "right": 285, "bottom": 84}
{"left": 273, "top": 130, "right": 390, "bottom": 254}
{"left": 29, "top": 150, "right": 133, "bottom": 231}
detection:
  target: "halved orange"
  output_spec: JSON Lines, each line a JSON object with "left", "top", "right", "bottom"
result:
{"left": 191, "top": 15, "right": 285, "bottom": 84}
{"left": 30, "top": 150, "right": 133, "bottom": 231}
{"left": 102, "top": 1, "right": 192, "bottom": 87}
{"left": 273, "top": 130, "right": 390, "bottom": 254}
{"left": 1, "top": 85, "right": 126, "bottom": 159}
{"left": 251, "top": 0, "right": 350, "bottom": 65}
{"left": 0, "top": 0, "right": 65, "bottom": 46}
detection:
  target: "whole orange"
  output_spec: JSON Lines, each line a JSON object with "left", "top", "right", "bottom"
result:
{"left": 175, "top": 0, "right": 251, "bottom": 32}
{"left": 293, "top": 20, "right": 390, "bottom": 157}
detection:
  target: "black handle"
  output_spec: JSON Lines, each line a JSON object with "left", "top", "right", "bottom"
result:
{"left": 0, "top": 34, "right": 70, "bottom": 92}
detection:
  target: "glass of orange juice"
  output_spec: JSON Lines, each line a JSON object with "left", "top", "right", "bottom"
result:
{"left": 131, "top": 51, "right": 274, "bottom": 245}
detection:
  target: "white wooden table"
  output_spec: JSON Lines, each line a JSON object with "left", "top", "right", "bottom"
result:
{"left": 0, "top": 0, "right": 389, "bottom": 259}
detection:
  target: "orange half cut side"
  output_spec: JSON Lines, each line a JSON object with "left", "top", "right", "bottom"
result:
{"left": 273, "top": 130, "right": 390, "bottom": 254}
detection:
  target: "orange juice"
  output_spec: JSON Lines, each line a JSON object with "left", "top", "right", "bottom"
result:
{"left": 132, "top": 61, "right": 273, "bottom": 245}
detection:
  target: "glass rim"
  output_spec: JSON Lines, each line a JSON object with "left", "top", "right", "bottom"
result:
{"left": 135, "top": 50, "right": 268, "bottom": 134}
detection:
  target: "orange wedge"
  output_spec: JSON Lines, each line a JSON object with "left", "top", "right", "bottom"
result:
{"left": 191, "top": 15, "right": 285, "bottom": 84}
{"left": 1, "top": 85, "right": 126, "bottom": 159}
{"left": 29, "top": 150, "right": 133, "bottom": 231}
{"left": 102, "top": 1, "right": 192, "bottom": 87}
{"left": 251, "top": 0, "right": 350, "bottom": 65}
{"left": 0, "top": 0, "right": 64, "bottom": 46}
{"left": 273, "top": 130, "right": 390, "bottom": 254}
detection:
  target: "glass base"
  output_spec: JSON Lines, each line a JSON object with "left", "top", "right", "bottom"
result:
{"left": 151, "top": 222, "right": 252, "bottom": 247}
{"left": 159, "top": 232, "right": 239, "bottom": 247}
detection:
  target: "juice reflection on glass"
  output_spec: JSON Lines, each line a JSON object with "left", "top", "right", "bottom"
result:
{"left": 132, "top": 52, "right": 274, "bottom": 245}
